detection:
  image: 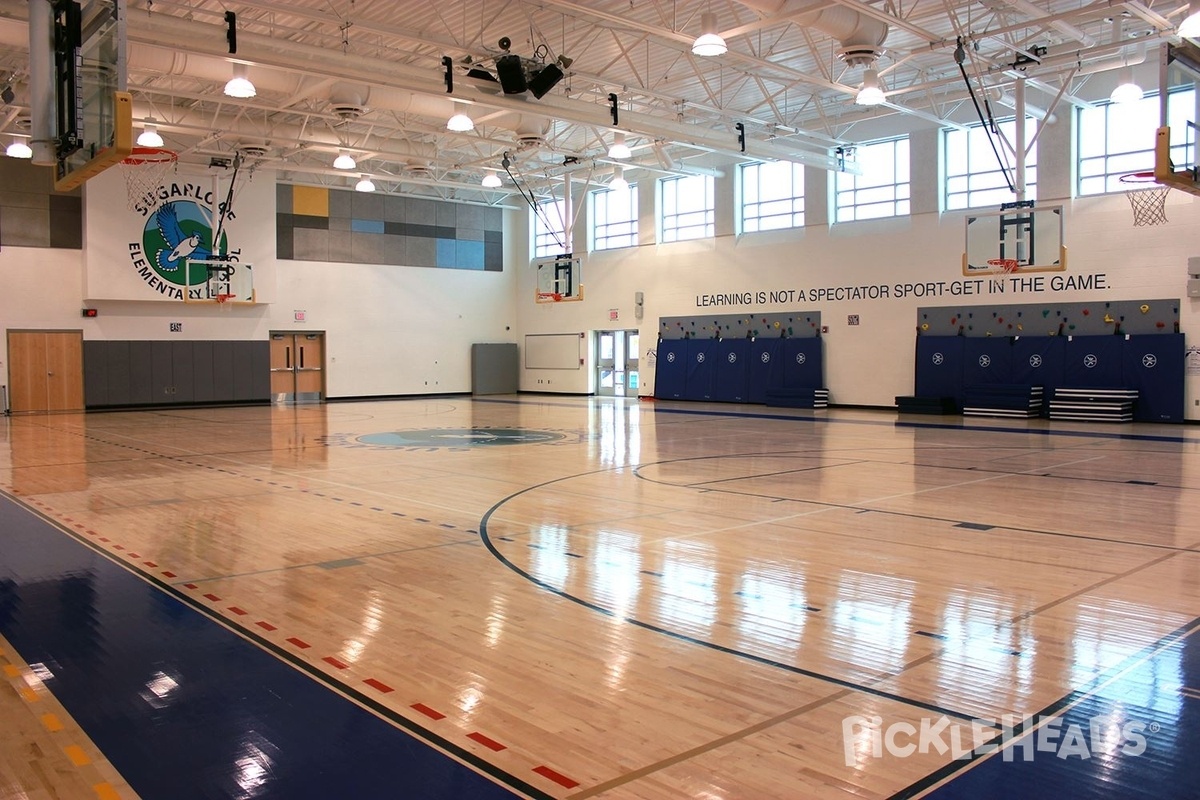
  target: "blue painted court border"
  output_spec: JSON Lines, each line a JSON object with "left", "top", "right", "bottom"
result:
{"left": 0, "top": 492, "right": 544, "bottom": 800}
{"left": 893, "top": 617, "right": 1200, "bottom": 800}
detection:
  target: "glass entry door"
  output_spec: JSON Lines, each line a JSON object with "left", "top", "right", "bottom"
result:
{"left": 596, "top": 330, "right": 640, "bottom": 397}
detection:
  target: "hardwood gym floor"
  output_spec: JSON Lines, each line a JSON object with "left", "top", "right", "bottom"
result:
{"left": 0, "top": 397, "right": 1196, "bottom": 799}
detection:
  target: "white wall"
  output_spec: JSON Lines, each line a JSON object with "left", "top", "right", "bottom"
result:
{"left": 515, "top": 114, "right": 1200, "bottom": 419}
{"left": 1, "top": 166, "right": 518, "bottom": 400}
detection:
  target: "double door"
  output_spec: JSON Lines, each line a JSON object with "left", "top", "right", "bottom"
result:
{"left": 596, "top": 330, "right": 640, "bottom": 397}
{"left": 270, "top": 332, "right": 325, "bottom": 403}
{"left": 6, "top": 331, "right": 84, "bottom": 412}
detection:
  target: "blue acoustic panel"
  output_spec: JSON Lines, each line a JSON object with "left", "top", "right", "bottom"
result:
{"left": 1123, "top": 333, "right": 1185, "bottom": 422}
{"left": 778, "top": 338, "right": 823, "bottom": 389}
{"left": 683, "top": 339, "right": 718, "bottom": 401}
{"left": 962, "top": 337, "right": 1014, "bottom": 385}
{"left": 350, "top": 218, "right": 385, "bottom": 233}
{"left": 1064, "top": 335, "right": 1124, "bottom": 388}
{"left": 1011, "top": 336, "right": 1066, "bottom": 394}
{"left": 747, "top": 339, "right": 784, "bottom": 404}
{"left": 456, "top": 240, "right": 485, "bottom": 270}
{"left": 654, "top": 339, "right": 688, "bottom": 400}
{"left": 915, "top": 336, "right": 966, "bottom": 408}
{"left": 711, "top": 339, "right": 750, "bottom": 402}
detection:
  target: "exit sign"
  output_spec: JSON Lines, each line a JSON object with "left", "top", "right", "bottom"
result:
{"left": 170, "top": 322, "right": 182, "bottom": 333}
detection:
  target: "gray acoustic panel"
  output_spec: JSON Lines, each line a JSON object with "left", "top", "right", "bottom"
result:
{"left": 292, "top": 227, "right": 330, "bottom": 262}
{"left": 128, "top": 342, "right": 154, "bottom": 405}
{"left": 192, "top": 341, "right": 215, "bottom": 402}
{"left": 172, "top": 342, "right": 195, "bottom": 403}
{"left": 212, "top": 341, "right": 235, "bottom": 401}
{"left": 231, "top": 341, "right": 257, "bottom": 401}
{"left": 151, "top": 342, "right": 174, "bottom": 403}
{"left": 249, "top": 341, "right": 271, "bottom": 399}
{"left": 106, "top": 342, "right": 132, "bottom": 406}
{"left": 471, "top": 343, "right": 519, "bottom": 395}
{"left": 82, "top": 341, "right": 107, "bottom": 407}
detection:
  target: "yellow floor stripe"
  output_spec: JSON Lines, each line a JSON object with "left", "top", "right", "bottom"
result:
{"left": 64, "top": 744, "right": 91, "bottom": 767}
{"left": 41, "top": 712, "right": 65, "bottom": 732}
{"left": 19, "top": 686, "right": 39, "bottom": 703}
{"left": 2, "top": 663, "right": 20, "bottom": 678}
{"left": 94, "top": 782, "right": 121, "bottom": 800}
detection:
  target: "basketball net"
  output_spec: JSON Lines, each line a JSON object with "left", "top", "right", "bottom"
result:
{"left": 1120, "top": 173, "right": 1170, "bottom": 227}
{"left": 120, "top": 147, "right": 178, "bottom": 213}
{"left": 1125, "top": 185, "right": 1170, "bottom": 226}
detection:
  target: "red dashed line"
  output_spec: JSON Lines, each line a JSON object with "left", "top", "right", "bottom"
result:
{"left": 183, "top": 583, "right": 198, "bottom": 590}
{"left": 322, "top": 656, "right": 348, "bottom": 670}
{"left": 286, "top": 637, "right": 311, "bottom": 649}
{"left": 113, "top": 545, "right": 125, "bottom": 551}
{"left": 144, "top": 561, "right": 158, "bottom": 568}
{"left": 411, "top": 703, "right": 445, "bottom": 721}
{"left": 228, "top": 607, "right": 248, "bottom": 616}
{"left": 203, "top": 593, "right": 221, "bottom": 602}
{"left": 98, "top": 537, "right": 110, "bottom": 543}
{"left": 161, "top": 571, "right": 176, "bottom": 578}
{"left": 128, "top": 553, "right": 141, "bottom": 559}
{"left": 533, "top": 766, "right": 579, "bottom": 789}
{"left": 467, "top": 732, "right": 506, "bottom": 752}
{"left": 85, "top": 530, "right": 98, "bottom": 536}
{"left": 363, "top": 678, "right": 394, "bottom": 694}
{"left": 255, "top": 621, "right": 277, "bottom": 632}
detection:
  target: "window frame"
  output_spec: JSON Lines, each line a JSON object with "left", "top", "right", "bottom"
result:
{"left": 739, "top": 160, "right": 805, "bottom": 233}
{"left": 590, "top": 182, "right": 639, "bottom": 251}
{"left": 533, "top": 198, "right": 568, "bottom": 259}
{"left": 834, "top": 136, "right": 911, "bottom": 222}
{"left": 1076, "top": 88, "right": 1197, "bottom": 196}
{"left": 943, "top": 117, "right": 1039, "bottom": 211}
{"left": 659, "top": 174, "right": 715, "bottom": 243}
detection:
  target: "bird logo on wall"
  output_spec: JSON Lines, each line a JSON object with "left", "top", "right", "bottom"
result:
{"left": 154, "top": 204, "right": 212, "bottom": 272}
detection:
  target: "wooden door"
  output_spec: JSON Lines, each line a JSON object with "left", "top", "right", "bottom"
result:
{"left": 7, "top": 331, "right": 84, "bottom": 413}
{"left": 294, "top": 334, "right": 324, "bottom": 399}
{"left": 270, "top": 334, "right": 295, "bottom": 398}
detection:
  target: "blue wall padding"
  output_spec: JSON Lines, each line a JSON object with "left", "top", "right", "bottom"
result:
{"left": 654, "top": 339, "right": 688, "bottom": 399}
{"left": 747, "top": 339, "right": 784, "bottom": 404}
{"left": 1064, "top": 336, "right": 1125, "bottom": 388}
{"left": 683, "top": 339, "right": 718, "bottom": 401}
{"left": 963, "top": 338, "right": 1015, "bottom": 385}
{"left": 915, "top": 336, "right": 966, "bottom": 407}
{"left": 711, "top": 339, "right": 750, "bottom": 402}
{"left": 1011, "top": 336, "right": 1066, "bottom": 394}
{"left": 1122, "top": 334, "right": 1185, "bottom": 422}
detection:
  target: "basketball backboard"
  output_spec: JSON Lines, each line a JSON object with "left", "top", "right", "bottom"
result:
{"left": 184, "top": 259, "right": 256, "bottom": 305}
{"left": 53, "top": 0, "right": 131, "bottom": 191}
{"left": 535, "top": 255, "right": 583, "bottom": 303}
{"left": 1153, "top": 41, "right": 1200, "bottom": 198}
{"left": 963, "top": 204, "right": 1066, "bottom": 276}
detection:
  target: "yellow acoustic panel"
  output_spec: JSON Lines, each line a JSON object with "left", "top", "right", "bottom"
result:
{"left": 292, "top": 185, "right": 330, "bottom": 217}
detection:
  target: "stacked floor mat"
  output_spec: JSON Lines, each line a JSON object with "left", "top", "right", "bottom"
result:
{"left": 764, "top": 388, "right": 829, "bottom": 409}
{"left": 962, "top": 384, "right": 1044, "bottom": 418}
{"left": 1048, "top": 388, "right": 1138, "bottom": 422}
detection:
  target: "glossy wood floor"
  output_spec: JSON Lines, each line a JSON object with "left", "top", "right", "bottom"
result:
{"left": 0, "top": 397, "right": 1198, "bottom": 799}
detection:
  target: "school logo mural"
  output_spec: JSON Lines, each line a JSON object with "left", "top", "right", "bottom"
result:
{"left": 126, "top": 182, "right": 236, "bottom": 300}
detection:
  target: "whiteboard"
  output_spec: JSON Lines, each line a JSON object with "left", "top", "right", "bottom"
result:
{"left": 525, "top": 333, "right": 581, "bottom": 370}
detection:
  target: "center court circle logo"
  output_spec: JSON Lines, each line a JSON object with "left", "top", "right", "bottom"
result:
{"left": 356, "top": 429, "right": 566, "bottom": 448}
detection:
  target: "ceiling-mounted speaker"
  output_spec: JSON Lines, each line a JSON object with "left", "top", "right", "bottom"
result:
{"left": 527, "top": 64, "right": 564, "bottom": 99}
{"left": 495, "top": 54, "right": 527, "bottom": 95}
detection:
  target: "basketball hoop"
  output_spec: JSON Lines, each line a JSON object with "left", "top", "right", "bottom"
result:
{"left": 215, "top": 293, "right": 236, "bottom": 306}
{"left": 536, "top": 291, "right": 563, "bottom": 303}
{"left": 1120, "top": 172, "right": 1170, "bottom": 227}
{"left": 986, "top": 258, "right": 1020, "bottom": 274}
{"left": 119, "top": 147, "right": 178, "bottom": 213}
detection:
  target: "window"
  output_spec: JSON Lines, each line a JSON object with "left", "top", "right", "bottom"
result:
{"left": 592, "top": 183, "right": 638, "bottom": 251}
{"left": 1077, "top": 89, "right": 1196, "bottom": 195}
{"left": 660, "top": 174, "right": 714, "bottom": 242}
{"left": 835, "top": 137, "right": 909, "bottom": 221}
{"left": 740, "top": 161, "right": 804, "bottom": 232}
{"left": 533, "top": 199, "right": 568, "bottom": 258}
{"left": 944, "top": 118, "right": 1038, "bottom": 210}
